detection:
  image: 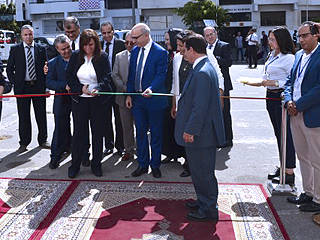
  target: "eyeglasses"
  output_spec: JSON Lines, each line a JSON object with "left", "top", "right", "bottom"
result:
{"left": 131, "top": 33, "right": 144, "bottom": 40}
{"left": 297, "top": 32, "right": 311, "bottom": 39}
{"left": 268, "top": 38, "right": 276, "bottom": 43}
{"left": 125, "top": 41, "right": 134, "bottom": 45}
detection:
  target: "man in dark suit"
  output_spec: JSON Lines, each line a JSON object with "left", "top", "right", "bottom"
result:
{"left": 204, "top": 26, "right": 233, "bottom": 147}
{"left": 126, "top": 23, "right": 168, "bottom": 178}
{"left": 46, "top": 34, "right": 72, "bottom": 169}
{"left": 100, "top": 22, "right": 126, "bottom": 157}
{"left": 285, "top": 21, "right": 320, "bottom": 213}
{"left": 7, "top": 25, "right": 50, "bottom": 153}
{"left": 175, "top": 34, "right": 225, "bottom": 221}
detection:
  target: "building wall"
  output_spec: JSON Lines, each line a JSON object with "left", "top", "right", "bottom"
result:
{"left": 14, "top": 0, "right": 320, "bottom": 42}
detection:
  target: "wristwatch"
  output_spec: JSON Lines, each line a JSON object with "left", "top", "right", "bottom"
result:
{"left": 275, "top": 81, "right": 279, "bottom": 87}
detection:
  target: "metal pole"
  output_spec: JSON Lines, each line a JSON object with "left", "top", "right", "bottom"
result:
{"left": 279, "top": 101, "right": 287, "bottom": 185}
{"left": 132, "top": 0, "right": 136, "bottom": 26}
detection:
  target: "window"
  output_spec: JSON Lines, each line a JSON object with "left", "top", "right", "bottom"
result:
{"left": 107, "top": 0, "right": 137, "bottom": 9}
{"left": 219, "top": 0, "right": 251, "bottom": 5}
{"left": 149, "top": 16, "right": 173, "bottom": 30}
{"left": 301, "top": 11, "right": 320, "bottom": 23}
{"left": 228, "top": 12, "right": 251, "bottom": 22}
{"left": 260, "top": 12, "right": 285, "bottom": 26}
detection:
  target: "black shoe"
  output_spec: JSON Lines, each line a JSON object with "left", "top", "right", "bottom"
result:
{"left": 185, "top": 201, "right": 200, "bottom": 210}
{"left": 116, "top": 148, "right": 124, "bottom": 156}
{"left": 272, "top": 173, "right": 295, "bottom": 185}
{"left": 131, "top": 166, "right": 148, "bottom": 177}
{"left": 49, "top": 160, "right": 59, "bottom": 169}
{"left": 186, "top": 211, "right": 218, "bottom": 222}
{"left": 82, "top": 159, "right": 91, "bottom": 167}
{"left": 39, "top": 142, "right": 51, "bottom": 149}
{"left": 299, "top": 202, "right": 320, "bottom": 212}
{"left": 287, "top": 193, "right": 313, "bottom": 204}
{"left": 68, "top": 168, "right": 79, "bottom": 179}
{"left": 268, "top": 167, "right": 280, "bottom": 180}
{"left": 180, "top": 170, "right": 191, "bottom": 177}
{"left": 17, "top": 145, "right": 27, "bottom": 153}
{"left": 152, "top": 168, "right": 161, "bottom": 178}
{"left": 103, "top": 148, "right": 113, "bottom": 156}
{"left": 92, "top": 167, "right": 103, "bottom": 177}
{"left": 162, "top": 156, "right": 173, "bottom": 164}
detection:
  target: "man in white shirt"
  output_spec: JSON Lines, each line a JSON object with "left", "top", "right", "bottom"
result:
{"left": 63, "top": 16, "right": 80, "bottom": 51}
{"left": 285, "top": 21, "right": 320, "bottom": 213}
{"left": 245, "top": 28, "right": 259, "bottom": 69}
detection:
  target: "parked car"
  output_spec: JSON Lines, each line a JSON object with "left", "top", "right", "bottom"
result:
{"left": 34, "top": 37, "right": 57, "bottom": 60}
{"left": 0, "top": 30, "right": 15, "bottom": 61}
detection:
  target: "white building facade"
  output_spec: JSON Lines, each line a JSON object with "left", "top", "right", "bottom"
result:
{"left": 14, "top": 0, "right": 320, "bottom": 43}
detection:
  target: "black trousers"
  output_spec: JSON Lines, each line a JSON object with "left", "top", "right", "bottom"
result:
{"left": 104, "top": 96, "right": 124, "bottom": 151}
{"left": 266, "top": 91, "right": 296, "bottom": 168}
{"left": 50, "top": 113, "right": 71, "bottom": 162}
{"left": 16, "top": 84, "right": 47, "bottom": 146}
{"left": 247, "top": 45, "right": 257, "bottom": 67}
{"left": 71, "top": 97, "right": 105, "bottom": 172}
{"left": 222, "top": 90, "right": 233, "bottom": 143}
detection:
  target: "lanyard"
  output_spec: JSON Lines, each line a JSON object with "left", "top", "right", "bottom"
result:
{"left": 297, "top": 54, "right": 312, "bottom": 79}
{"left": 264, "top": 55, "right": 279, "bottom": 74}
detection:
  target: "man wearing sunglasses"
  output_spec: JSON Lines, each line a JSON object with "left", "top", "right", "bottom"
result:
{"left": 112, "top": 33, "right": 136, "bottom": 162}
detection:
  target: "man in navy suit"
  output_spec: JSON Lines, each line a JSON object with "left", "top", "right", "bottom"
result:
{"left": 100, "top": 22, "right": 126, "bottom": 157}
{"left": 126, "top": 23, "right": 168, "bottom": 178}
{"left": 204, "top": 27, "right": 233, "bottom": 147}
{"left": 175, "top": 34, "right": 225, "bottom": 221}
{"left": 46, "top": 34, "right": 72, "bottom": 169}
{"left": 285, "top": 21, "right": 320, "bottom": 213}
{"left": 7, "top": 25, "right": 50, "bottom": 153}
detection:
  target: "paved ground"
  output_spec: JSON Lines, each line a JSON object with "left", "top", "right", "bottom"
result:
{"left": 0, "top": 64, "right": 319, "bottom": 239}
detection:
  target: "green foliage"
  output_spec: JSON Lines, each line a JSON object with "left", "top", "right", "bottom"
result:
{"left": 0, "top": 3, "right": 20, "bottom": 33}
{"left": 174, "top": 0, "right": 231, "bottom": 30}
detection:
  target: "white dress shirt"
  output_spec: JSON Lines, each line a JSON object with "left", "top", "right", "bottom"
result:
{"left": 246, "top": 33, "right": 259, "bottom": 46}
{"left": 72, "top": 35, "right": 80, "bottom": 51}
{"left": 207, "top": 48, "right": 224, "bottom": 90}
{"left": 77, "top": 55, "right": 98, "bottom": 98}
{"left": 23, "top": 41, "right": 35, "bottom": 81}
{"left": 263, "top": 50, "right": 294, "bottom": 90}
{"left": 293, "top": 44, "right": 319, "bottom": 102}
{"left": 103, "top": 36, "right": 115, "bottom": 69}
{"left": 137, "top": 39, "right": 153, "bottom": 91}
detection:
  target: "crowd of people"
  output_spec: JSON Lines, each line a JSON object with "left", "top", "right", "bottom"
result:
{"left": 1, "top": 16, "right": 320, "bottom": 223}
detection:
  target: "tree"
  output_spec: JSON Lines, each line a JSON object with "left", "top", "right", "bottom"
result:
{"left": 174, "top": 0, "right": 231, "bottom": 30}
{"left": 0, "top": 3, "right": 20, "bottom": 33}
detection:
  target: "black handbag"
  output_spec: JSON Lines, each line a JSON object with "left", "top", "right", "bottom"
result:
{"left": 1, "top": 73, "right": 12, "bottom": 94}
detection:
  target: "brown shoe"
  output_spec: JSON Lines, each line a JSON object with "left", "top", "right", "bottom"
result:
{"left": 313, "top": 212, "right": 320, "bottom": 227}
{"left": 121, "top": 152, "right": 134, "bottom": 161}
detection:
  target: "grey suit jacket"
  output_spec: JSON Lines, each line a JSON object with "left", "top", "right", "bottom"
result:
{"left": 112, "top": 49, "right": 130, "bottom": 107}
{"left": 175, "top": 57, "right": 225, "bottom": 148}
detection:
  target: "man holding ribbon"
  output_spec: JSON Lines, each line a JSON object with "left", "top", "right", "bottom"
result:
{"left": 126, "top": 23, "right": 168, "bottom": 178}
{"left": 7, "top": 25, "right": 50, "bottom": 153}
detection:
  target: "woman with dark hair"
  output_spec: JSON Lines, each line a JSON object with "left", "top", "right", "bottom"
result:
{"left": 261, "top": 26, "right": 296, "bottom": 184}
{"left": 66, "top": 29, "right": 113, "bottom": 178}
{"left": 161, "top": 28, "right": 182, "bottom": 164}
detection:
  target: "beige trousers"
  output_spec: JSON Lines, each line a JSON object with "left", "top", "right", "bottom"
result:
{"left": 290, "top": 112, "right": 320, "bottom": 204}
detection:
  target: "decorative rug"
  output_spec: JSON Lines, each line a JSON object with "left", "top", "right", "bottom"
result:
{"left": 0, "top": 179, "right": 289, "bottom": 240}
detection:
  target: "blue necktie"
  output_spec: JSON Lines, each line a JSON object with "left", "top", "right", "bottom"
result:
{"left": 135, "top": 47, "right": 145, "bottom": 92}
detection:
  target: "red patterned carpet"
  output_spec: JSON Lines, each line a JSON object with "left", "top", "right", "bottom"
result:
{"left": 0, "top": 179, "right": 289, "bottom": 240}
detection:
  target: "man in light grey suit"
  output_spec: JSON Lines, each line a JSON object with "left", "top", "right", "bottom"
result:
{"left": 175, "top": 34, "right": 225, "bottom": 222}
{"left": 112, "top": 33, "right": 135, "bottom": 161}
